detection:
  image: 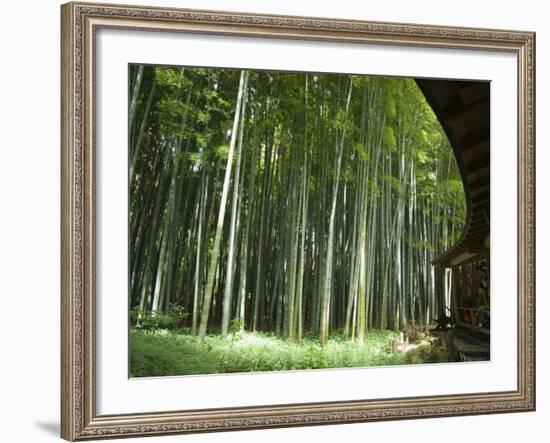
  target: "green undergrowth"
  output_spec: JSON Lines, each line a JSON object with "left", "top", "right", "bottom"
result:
{"left": 404, "top": 344, "right": 448, "bottom": 364}
{"left": 128, "top": 329, "right": 444, "bottom": 377}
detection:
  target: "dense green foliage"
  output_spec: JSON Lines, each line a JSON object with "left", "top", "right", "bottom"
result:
{"left": 130, "top": 304, "right": 188, "bottom": 330}
{"left": 130, "top": 329, "right": 409, "bottom": 377}
{"left": 128, "top": 65, "right": 465, "bottom": 374}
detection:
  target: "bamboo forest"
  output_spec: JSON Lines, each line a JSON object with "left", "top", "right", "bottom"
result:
{"left": 129, "top": 65, "right": 469, "bottom": 377}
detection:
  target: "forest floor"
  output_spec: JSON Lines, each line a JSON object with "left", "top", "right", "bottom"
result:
{"left": 129, "top": 328, "right": 444, "bottom": 377}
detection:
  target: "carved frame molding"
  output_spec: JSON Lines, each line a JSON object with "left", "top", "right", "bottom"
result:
{"left": 61, "top": 2, "right": 535, "bottom": 440}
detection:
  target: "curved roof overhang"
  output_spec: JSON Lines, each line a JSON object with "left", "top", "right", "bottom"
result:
{"left": 415, "top": 79, "right": 490, "bottom": 268}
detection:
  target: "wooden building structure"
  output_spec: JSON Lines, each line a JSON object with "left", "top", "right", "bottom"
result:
{"left": 415, "top": 79, "right": 490, "bottom": 361}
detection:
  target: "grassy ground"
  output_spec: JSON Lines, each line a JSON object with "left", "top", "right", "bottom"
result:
{"left": 129, "top": 328, "right": 434, "bottom": 377}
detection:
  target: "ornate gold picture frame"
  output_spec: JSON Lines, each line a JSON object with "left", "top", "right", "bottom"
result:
{"left": 61, "top": 2, "right": 535, "bottom": 440}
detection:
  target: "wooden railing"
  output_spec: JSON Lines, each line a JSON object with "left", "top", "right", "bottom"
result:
{"left": 456, "top": 306, "right": 490, "bottom": 335}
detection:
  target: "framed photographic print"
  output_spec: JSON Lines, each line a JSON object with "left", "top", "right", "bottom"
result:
{"left": 61, "top": 1, "right": 536, "bottom": 440}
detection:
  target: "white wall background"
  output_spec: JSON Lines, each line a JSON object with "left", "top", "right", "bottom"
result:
{"left": 0, "top": 0, "right": 546, "bottom": 442}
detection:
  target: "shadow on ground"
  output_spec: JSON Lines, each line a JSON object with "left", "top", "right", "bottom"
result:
{"left": 34, "top": 421, "right": 59, "bottom": 437}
